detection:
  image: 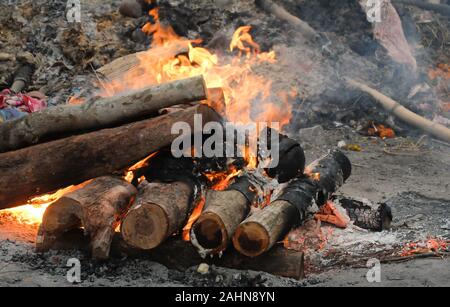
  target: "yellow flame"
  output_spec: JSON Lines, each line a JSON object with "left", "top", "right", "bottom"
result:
{"left": 1, "top": 184, "right": 88, "bottom": 225}
{"left": 103, "top": 9, "right": 293, "bottom": 129}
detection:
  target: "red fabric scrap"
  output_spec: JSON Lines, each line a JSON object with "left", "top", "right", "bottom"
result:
{"left": 0, "top": 89, "right": 47, "bottom": 113}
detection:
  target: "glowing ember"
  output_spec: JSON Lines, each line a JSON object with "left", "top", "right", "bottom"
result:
{"left": 314, "top": 200, "right": 350, "bottom": 229}
{"left": 400, "top": 238, "right": 449, "bottom": 257}
{"left": 368, "top": 122, "right": 396, "bottom": 139}
{"left": 205, "top": 168, "right": 243, "bottom": 192}
{"left": 304, "top": 166, "right": 321, "bottom": 181}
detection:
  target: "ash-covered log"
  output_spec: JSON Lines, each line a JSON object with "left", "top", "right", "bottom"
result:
{"left": 36, "top": 176, "right": 137, "bottom": 260}
{"left": 191, "top": 176, "right": 256, "bottom": 255}
{"left": 144, "top": 239, "right": 305, "bottom": 280}
{"left": 0, "top": 76, "right": 207, "bottom": 153}
{"left": 233, "top": 150, "right": 352, "bottom": 257}
{"left": 0, "top": 104, "right": 221, "bottom": 209}
{"left": 332, "top": 196, "right": 393, "bottom": 232}
{"left": 43, "top": 232, "right": 305, "bottom": 280}
{"left": 121, "top": 181, "right": 194, "bottom": 250}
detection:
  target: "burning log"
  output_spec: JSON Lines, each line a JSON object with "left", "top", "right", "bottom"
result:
{"left": 121, "top": 181, "right": 194, "bottom": 250}
{"left": 332, "top": 196, "right": 393, "bottom": 232}
{"left": 233, "top": 150, "right": 352, "bottom": 257}
{"left": 36, "top": 176, "right": 137, "bottom": 260}
{"left": 346, "top": 78, "right": 450, "bottom": 144}
{"left": 191, "top": 177, "right": 256, "bottom": 255}
{"left": 96, "top": 44, "right": 190, "bottom": 83}
{"left": 255, "top": 0, "right": 319, "bottom": 41}
{"left": 0, "top": 104, "right": 221, "bottom": 209}
{"left": 260, "top": 128, "right": 306, "bottom": 183}
{"left": 0, "top": 76, "right": 207, "bottom": 153}
{"left": 145, "top": 239, "right": 305, "bottom": 280}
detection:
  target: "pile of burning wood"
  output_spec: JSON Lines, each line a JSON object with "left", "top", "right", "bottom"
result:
{"left": 0, "top": 75, "right": 393, "bottom": 279}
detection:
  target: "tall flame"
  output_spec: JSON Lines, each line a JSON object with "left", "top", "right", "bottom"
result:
{"left": 104, "top": 8, "right": 292, "bottom": 128}
{"left": 2, "top": 8, "right": 295, "bottom": 228}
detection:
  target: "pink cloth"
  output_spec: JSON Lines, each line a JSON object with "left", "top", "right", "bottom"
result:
{"left": 0, "top": 89, "right": 47, "bottom": 113}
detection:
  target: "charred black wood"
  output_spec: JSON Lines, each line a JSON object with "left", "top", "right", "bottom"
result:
{"left": 332, "top": 196, "right": 393, "bottom": 231}
{"left": 259, "top": 127, "right": 306, "bottom": 183}
{"left": 307, "top": 149, "right": 352, "bottom": 205}
{"left": 233, "top": 149, "right": 352, "bottom": 257}
{"left": 40, "top": 231, "right": 305, "bottom": 280}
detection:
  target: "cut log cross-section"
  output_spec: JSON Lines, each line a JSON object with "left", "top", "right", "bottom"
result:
{"left": 232, "top": 182, "right": 314, "bottom": 258}
{"left": 0, "top": 104, "right": 221, "bottom": 209}
{"left": 233, "top": 150, "right": 352, "bottom": 257}
{"left": 0, "top": 76, "right": 207, "bottom": 153}
{"left": 121, "top": 181, "right": 194, "bottom": 250}
{"left": 191, "top": 182, "right": 253, "bottom": 255}
{"left": 36, "top": 176, "right": 137, "bottom": 260}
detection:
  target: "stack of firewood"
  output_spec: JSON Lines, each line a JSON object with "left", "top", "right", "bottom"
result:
{"left": 0, "top": 74, "right": 392, "bottom": 280}
{"left": 0, "top": 75, "right": 215, "bottom": 209}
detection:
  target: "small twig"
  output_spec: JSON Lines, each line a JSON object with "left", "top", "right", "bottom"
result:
{"left": 89, "top": 63, "right": 115, "bottom": 97}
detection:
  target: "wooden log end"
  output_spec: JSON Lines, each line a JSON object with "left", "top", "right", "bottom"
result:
{"left": 41, "top": 198, "right": 83, "bottom": 234}
{"left": 232, "top": 222, "right": 270, "bottom": 258}
{"left": 191, "top": 212, "right": 228, "bottom": 253}
{"left": 121, "top": 203, "right": 169, "bottom": 250}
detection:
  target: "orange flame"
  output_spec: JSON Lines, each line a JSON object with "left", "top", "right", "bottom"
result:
{"left": 103, "top": 8, "right": 292, "bottom": 129}
{"left": 305, "top": 166, "right": 321, "bottom": 181}
{"left": 182, "top": 196, "right": 206, "bottom": 241}
{"left": 1, "top": 183, "right": 89, "bottom": 225}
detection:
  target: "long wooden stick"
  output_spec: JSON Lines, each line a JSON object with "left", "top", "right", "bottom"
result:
{"left": 346, "top": 78, "right": 450, "bottom": 144}
{"left": 0, "top": 105, "right": 221, "bottom": 209}
{"left": 0, "top": 76, "right": 207, "bottom": 153}
{"left": 255, "top": 0, "right": 319, "bottom": 41}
